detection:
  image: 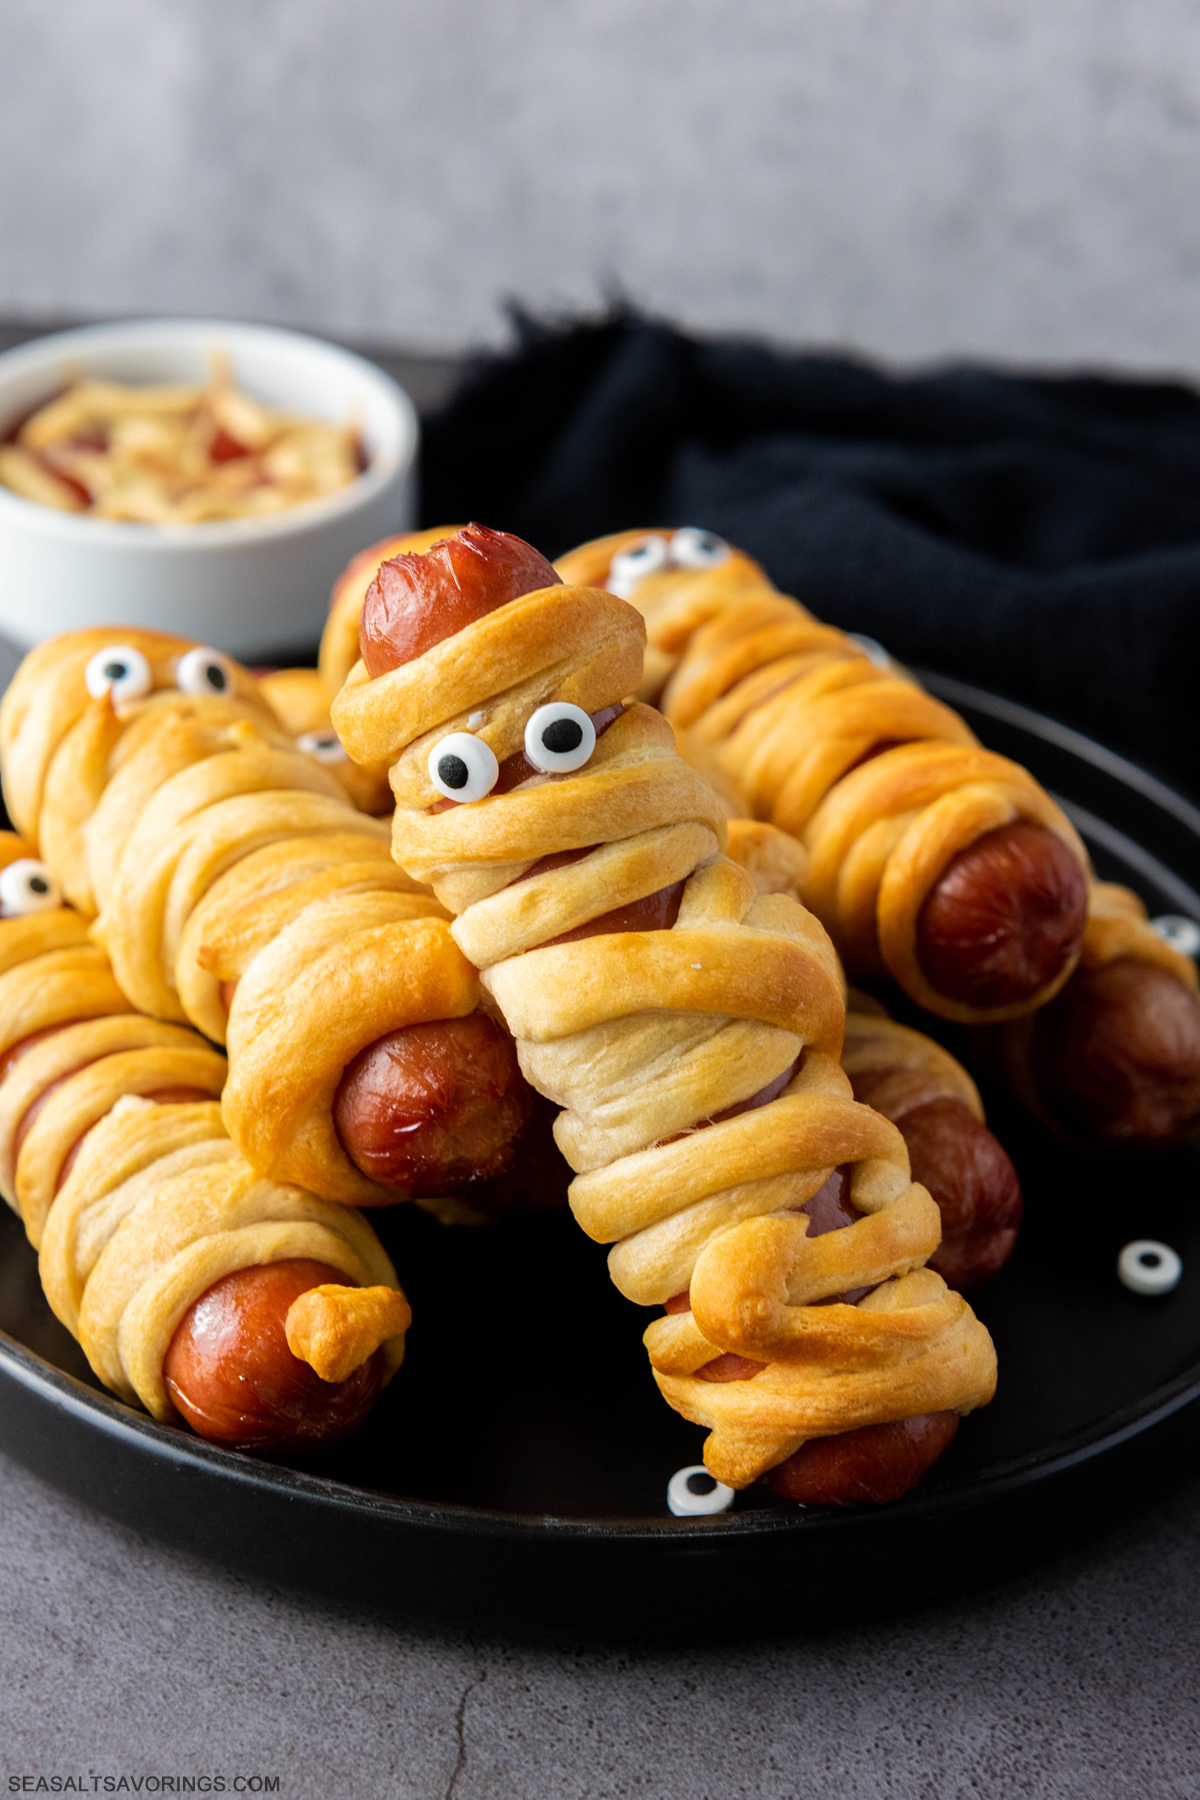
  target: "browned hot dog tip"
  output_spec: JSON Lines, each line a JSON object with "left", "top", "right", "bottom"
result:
{"left": 1029, "top": 956, "right": 1200, "bottom": 1148}
{"left": 332, "top": 1010, "right": 535, "bottom": 1200}
{"left": 917, "top": 820, "right": 1088, "bottom": 1009}
{"left": 765, "top": 1411, "right": 961, "bottom": 1507}
{"left": 667, "top": 1165, "right": 961, "bottom": 1504}
{"left": 164, "top": 1258, "right": 386, "bottom": 1452}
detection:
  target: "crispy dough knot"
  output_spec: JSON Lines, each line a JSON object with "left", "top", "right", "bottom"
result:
{"left": 286, "top": 1282, "right": 412, "bottom": 1383}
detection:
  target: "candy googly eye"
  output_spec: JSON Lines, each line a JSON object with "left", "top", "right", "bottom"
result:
{"left": 1118, "top": 1239, "right": 1182, "bottom": 1296}
{"left": 84, "top": 645, "right": 153, "bottom": 703}
{"left": 175, "top": 646, "right": 234, "bottom": 697}
{"left": 667, "top": 1464, "right": 735, "bottom": 1517}
{"left": 296, "top": 729, "right": 349, "bottom": 765}
{"left": 668, "top": 527, "right": 731, "bottom": 571}
{"left": 1151, "top": 914, "right": 1200, "bottom": 959}
{"left": 428, "top": 732, "right": 499, "bottom": 803}
{"left": 524, "top": 703, "right": 597, "bottom": 775}
{"left": 0, "top": 858, "right": 60, "bottom": 918}
{"left": 607, "top": 534, "right": 669, "bottom": 599}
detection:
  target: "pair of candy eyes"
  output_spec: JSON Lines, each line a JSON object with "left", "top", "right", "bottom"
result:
{"left": 428, "top": 703, "right": 596, "bottom": 804}
{"left": 0, "top": 858, "right": 61, "bottom": 918}
{"left": 83, "top": 643, "right": 235, "bottom": 704}
{"left": 607, "top": 527, "right": 730, "bottom": 600}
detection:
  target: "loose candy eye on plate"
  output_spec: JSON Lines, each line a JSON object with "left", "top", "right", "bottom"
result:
{"left": 669, "top": 527, "right": 731, "bottom": 570}
{"left": 428, "top": 732, "right": 500, "bottom": 803}
{"left": 176, "top": 646, "right": 234, "bottom": 697}
{"left": 297, "top": 729, "right": 349, "bottom": 765}
{"left": 1118, "top": 1239, "right": 1182, "bottom": 1296}
{"left": 524, "top": 703, "right": 596, "bottom": 774}
{"left": 607, "top": 534, "right": 669, "bottom": 599}
{"left": 667, "top": 1464, "right": 735, "bottom": 1517}
{"left": 84, "top": 644, "right": 153, "bottom": 702}
{"left": 0, "top": 858, "right": 60, "bottom": 917}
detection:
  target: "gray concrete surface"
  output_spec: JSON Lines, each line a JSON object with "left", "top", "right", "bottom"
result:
{"left": 6, "top": 1, "right": 1200, "bottom": 374}
{"left": 1, "top": 1446, "right": 1198, "bottom": 1796}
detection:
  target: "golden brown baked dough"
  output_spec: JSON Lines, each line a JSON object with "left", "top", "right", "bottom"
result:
{"left": 256, "top": 667, "right": 392, "bottom": 816}
{"left": 0, "top": 630, "right": 491, "bottom": 1205}
{"left": 0, "top": 628, "right": 278, "bottom": 916}
{"left": 333, "top": 530, "right": 996, "bottom": 1489}
{"left": 555, "top": 528, "right": 773, "bottom": 704}
{"left": 840, "top": 987, "right": 985, "bottom": 1122}
{"left": 0, "top": 832, "right": 408, "bottom": 1425}
{"left": 554, "top": 531, "right": 1093, "bottom": 1026}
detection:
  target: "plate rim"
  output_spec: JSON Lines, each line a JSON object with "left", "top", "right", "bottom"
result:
{"left": 3, "top": 1305, "right": 1198, "bottom": 1544}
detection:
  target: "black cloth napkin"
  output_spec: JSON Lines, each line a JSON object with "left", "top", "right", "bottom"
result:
{"left": 421, "top": 314, "right": 1200, "bottom": 798}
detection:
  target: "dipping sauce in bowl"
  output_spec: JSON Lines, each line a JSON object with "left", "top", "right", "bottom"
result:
{"left": 0, "top": 364, "right": 365, "bottom": 524}
{"left": 0, "top": 319, "right": 417, "bottom": 657}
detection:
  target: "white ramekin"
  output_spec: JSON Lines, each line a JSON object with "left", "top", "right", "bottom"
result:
{"left": 0, "top": 319, "right": 419, "bottom": 658}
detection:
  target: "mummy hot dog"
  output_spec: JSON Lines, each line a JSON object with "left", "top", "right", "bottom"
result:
{"left": 0, "top": 627, "right": 535, "bottom": 1207}
{"left": 0, "top": 832, "right": 409, "bottom": 1451}
{"left": 554, "top": 530, "right": 1091, "bottom": 1027}
{"left": 552, "top": 531, "right": 1200, "bottom": 1149}
{"left": 332, "top": 523, "right": 997, "bottom": 1504}
{"left": 725, "top": 821, "right": 1022, "bottom": 1291}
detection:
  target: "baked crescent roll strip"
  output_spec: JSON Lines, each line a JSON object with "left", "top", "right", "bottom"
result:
{"left": 0, "top": 630, "right": 536, "bottom": 1206}
{"left": 256, "top": 666, "right": 393, "bottom": 817}
{"left": 553, "top": 531, "right": 1092, "bottom": 1028}
{"left": 223, "top": 893, "right": 478, "bottom": 1205}
{"left": 0, "top": 833, "right": 409, "bottom": 1448}
{"left": 333, "top": 523, "right": 996, "bottom": 1494}
{"left": 0, "top": 629, "right": 279, "bottom": 917}
{"left": 249, "top": 529, "right": 469, "bottom": 823}
{"left": 840, "top": 991, "right": 1023, "bottom": 1292}
{"left": 567, "top": 533, "right": 1200, "bottom": 1151}
{"left": 722, "top": 821, "right": 1023, "bottom": 1291}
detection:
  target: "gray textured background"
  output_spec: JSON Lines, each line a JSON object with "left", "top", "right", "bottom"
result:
{"left": 5, "top": 0, "right": 1200, "bottom": 369}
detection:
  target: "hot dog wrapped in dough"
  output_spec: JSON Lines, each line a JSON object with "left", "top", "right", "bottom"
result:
{"left": 724, "top": 821, "right": 1022, "bottom": 1291}
{"left": 207, "top": 835, "right": 530, "bottom": 1206}
{"left": 555, "top": 530, "right": 1093, "bottom": 1028}
{"left": 256, "top": 666, "right": 393, "bottom": 817}
{"left": 560, "top": 531, "right": 1200, "bottom": 1151}
{"left": 0, "top": 628, "right": 536, "bottom": 1207}
{"left": 261, "top": 526, "right": 470, "bottom": 820}
{"left": 332, "top": 522, "right": 996, "bottom": 1503}
{"left": 978, "top": 883, "right": 1200, "bottom": 1149}
{"left": 0, "top": 831, "right": 409, "bottom": 1452}
{"left": 840, "top": 993, "right": 1021, "bottom": 1291}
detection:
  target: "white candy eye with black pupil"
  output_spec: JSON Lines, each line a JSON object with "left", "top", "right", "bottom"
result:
{"left": 607, "top": 534, "right": 669, "bottom": 599}
{"left": 84, "top": 645, "right": 153, "bottom": 702}
{"left": 669, "top": 527, "right": 731, "bottom": 570}
{"left": 296, "top": 730, "right": 349, "bottom": 765}
{"left": 524, "top": 703, "right": 596, "bottom": 774}
{"left": 176, "top": 646, "right": 234, "bottom": 696}
{"left": 428, "top": 733, "right": 499, "bottom": 803}
{"left": 0, "top": 858, "right": 60, "bottom": 917}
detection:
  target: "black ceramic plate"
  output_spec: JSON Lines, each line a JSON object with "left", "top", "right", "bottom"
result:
{"left": 1, "top": 677, "right": 1198, "bottom": 1634}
